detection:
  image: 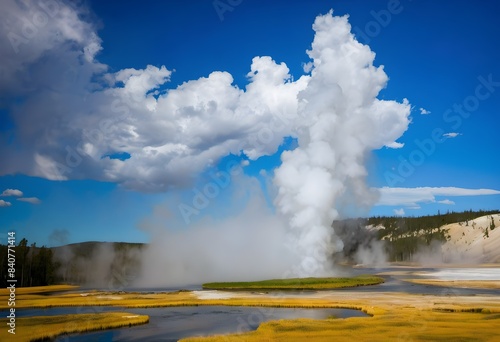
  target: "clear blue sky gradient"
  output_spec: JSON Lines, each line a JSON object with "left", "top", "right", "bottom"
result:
{"left": 1, "top": 0, "right": 499, "bottom": 246}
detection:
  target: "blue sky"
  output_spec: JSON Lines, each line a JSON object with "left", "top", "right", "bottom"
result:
{"left": 1, "top": 0, "right": 499, "bottom": 246}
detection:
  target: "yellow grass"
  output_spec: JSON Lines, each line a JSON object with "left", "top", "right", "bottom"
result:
{"left": 0, "top": 284, "right": 79, "bottom": 296}
{"left": 180, "top": 292, "right": 500, "bottom": 342}
{"left": 180, "top": 310, "right": 500, "bottom": 342}
{"left": 3, "top": 284, "right": 500, "bottom": 341}
{"left": 403, "top": 278, "right": 500, "bottom": 289}
{"left": 0, "top": 289, "right": 201, "bottom": 309}
{"left": 0, "top": 312, "right": 149, "bottom": 342}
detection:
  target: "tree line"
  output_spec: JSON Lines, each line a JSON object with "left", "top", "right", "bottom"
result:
{"left": 0, "top": 238, "right": 56, "bottom": 287}
{"left": 367, "top": 209, "right": 499, "bottom": 261}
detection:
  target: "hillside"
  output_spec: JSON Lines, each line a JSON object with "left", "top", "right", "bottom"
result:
{"left": 442, "top": 214, "right": 500, "bottom": 263}
{"left": 333, "top": 210, "right": 500, "bottom": 263}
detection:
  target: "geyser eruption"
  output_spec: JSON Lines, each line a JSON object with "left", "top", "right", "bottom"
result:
{"left": 136, "top": 11, "right": 410, "bottom": 286}
{"left": 274, "top": 12, "right": 410, "bottom": 275}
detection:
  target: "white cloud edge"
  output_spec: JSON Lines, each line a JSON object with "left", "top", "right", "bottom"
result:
{"left": 17, "top": 197, "right": 42, "bottom": 205}
{"left": 1, "top": 188, "right": 23, "bottom": 197}
{"left": 393, "top": 208, "right": 405, "bottom": 216}
{"left": 385, "top": 141, "right": 405, "bottom": 149}
{"left": 377, "top": 186, "right": 500, "bottom": 207}
{"left": 437, "top": 199, "right": 455, "bottom": 205}
{"left": 0, "top": 199, "right": 12, "bottom": 207}
{"left": 419, "top": 107, "right": 431, "bottom": 115}
{"left": 443, "top": 132, "right": 461, "bottom": 138}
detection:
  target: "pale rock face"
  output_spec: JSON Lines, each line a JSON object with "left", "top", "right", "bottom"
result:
{"left": 442, "top": 214, "right": 500, "bottom": 263}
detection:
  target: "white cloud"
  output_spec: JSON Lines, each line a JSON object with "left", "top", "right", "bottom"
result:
{"left": 385, "top": 141, "right": 405, "bottom": 149}
{"left": 0, "top": 7, "right": 413, "bottom": 276}
{"left": 1, "top": 189, "right": 23, "bottom": 197}
{"left": 0, "top": 6, "right": 409, "bottom": 194}
{"left": 0, "top": 200, "right": 12, "bottom": 207}
{"left": 438, "top": 199, "right": 455, "bottom": 205}
{"left": 419, "top": 107, "right": 431, "bottom": 115}
{"left": 302, "top": 61, "right": 313, "bottom": 73}
{"left": 0, "top": 0, "right": 103, "bottom": 94}
{"left": 377, "top": 187, "right": 500, "bottom": 207}
{"left": 241, "top": 160, "right": 250, "bottom": 167}
{"left": 393, "top": 208, "right": 405, "bottom": 216}
{"left": 443, "top": 132, "right": 461, "bottom": 138}
{"left": 17, "top": 197, "right": 41, "bottom": 205}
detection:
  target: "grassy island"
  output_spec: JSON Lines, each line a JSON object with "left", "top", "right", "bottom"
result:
{"left": 202, "top": 275, "right": 384, "bottom": 290}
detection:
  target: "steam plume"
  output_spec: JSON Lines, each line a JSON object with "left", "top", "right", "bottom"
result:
{"left": 273, "top": 12, "right": 410, "bottom": 275}
{"left": 136, "top": 11, "right": 410, "bottom": 286}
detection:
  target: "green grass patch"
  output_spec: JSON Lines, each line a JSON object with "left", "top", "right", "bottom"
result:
{"left": 202, "top": 275, "right": 384, "bottom": 290}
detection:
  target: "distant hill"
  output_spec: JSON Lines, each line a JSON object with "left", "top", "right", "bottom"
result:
{"left": 332, "top": 209, "right": 500, "bottom": 263}
{"left": 442, "top": 214, "right": 500, "bottom": 263}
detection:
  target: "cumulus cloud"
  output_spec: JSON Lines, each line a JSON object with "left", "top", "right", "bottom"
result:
{"left": 0, "top": 0, "right": 308, "bottom": 191}
{"left": 1, "top": 189, "right": 23, "bottom": 197}
{"left": 443, "top": 132, "right": 461, "bottom": 138}
{"left": 0, "top": 4, "right": 408, "bottom": 197}
{"left": 0, "top": 0, "right": 103, "bottom": 93}
{"left": 393, "top": 208, "right": 405, "bottom": 216}
{"left": 419, "top": 107, "right": 431, "bottom": 115}
{"left": 0, "top": 200, "right": 12, "bottom": 207}
{"left": 438, "top": 199, "right": 455, "bottom": 205}
{"left": 2, "top": 5, "right": 412, "bottom": 278}
{"left": 385, "top": 141, "right": 405, "bottom": 149}
{"left": 17, "top": 197, "right": 42, "bottom": 204}
{"left": 377, "top": 187, "right": 500, "bottom": 207}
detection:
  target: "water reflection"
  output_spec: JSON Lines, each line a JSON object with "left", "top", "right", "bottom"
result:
{"left": 58, "top": 306, "right": 366, "bottom": 342}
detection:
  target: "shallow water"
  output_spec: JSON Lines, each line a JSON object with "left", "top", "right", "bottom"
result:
{"left": 20, "top": 306, "right": 366, "bottom": 342}
{"left": 424, "top": 268, "right": 500, "bottom": 280}
{"left": 344, "top": 267, "right": 500, "bottom": 295}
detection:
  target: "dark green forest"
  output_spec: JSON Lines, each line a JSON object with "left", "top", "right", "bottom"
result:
{"left": 0, "top": 238, "right": 56, "bottom": 287}
{"left": 1, "top": 209, "right": 498, "bottom": 287}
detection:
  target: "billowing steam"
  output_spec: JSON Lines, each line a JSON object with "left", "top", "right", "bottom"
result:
{"left": 135, "top": 181, "right": 300, "bottom": 287}
{"left": 135, "top": 11, "right": 410, "bottom": 286}
{"left": 273, "top": 12, "right": 410, "bottom": 275}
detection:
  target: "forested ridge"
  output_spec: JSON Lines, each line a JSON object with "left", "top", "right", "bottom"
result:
{"left": 335, "top": 209, "right": 499, "bottom": 261}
